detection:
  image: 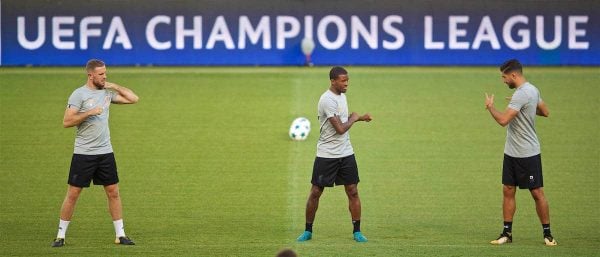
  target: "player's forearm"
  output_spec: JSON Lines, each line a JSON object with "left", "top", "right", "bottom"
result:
{"left": 339, "top": 122, "right": 354, "bottom": 134}
{"left": 111, "top": 84, "right": 139, "bottom": 104}
{"left": 487, "top": 106, "right": 510, "bottom": 127}
{"left": 63, "top": 111, "right": 92, "bottom": 128}
{"left": 336, "top": 117, "right": 358, "bottom": 134}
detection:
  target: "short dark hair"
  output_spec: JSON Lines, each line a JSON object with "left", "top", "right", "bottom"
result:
{"left": 275, "top": 248, "right": 297, "bottom": 257}
{"left": 329, "top": 66, "right": 348, "bottom": 80}
{"left": 500, "top": 59, "right": 522, "bottom": 74}
{"left": 86, "top": 59, "right": 105, "bottom": 72}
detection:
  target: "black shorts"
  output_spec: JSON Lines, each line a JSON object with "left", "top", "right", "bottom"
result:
{"left": 502, "top": 154, "right": 543, "bottom": 189}
{"left": 68, "top": 153, "right": 119, "bottom": 187}
{"left": 311, "top": 154, "right": 360, "bottom": 187}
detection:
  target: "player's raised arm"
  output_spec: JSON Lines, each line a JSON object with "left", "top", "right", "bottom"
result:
{"left": 104, "top": 82, "right": 139, "bottom": 104}
{"left": 485, "top": 93, "right": 518, "bottom": 127}
{"left": 328, "top": 113, "right": 358, "bottom": 134}
{"left": 328, "top": 112, "right": 371, "bottom": 135}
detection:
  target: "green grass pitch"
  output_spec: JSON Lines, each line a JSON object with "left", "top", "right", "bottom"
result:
{"left": 1, "top": 66, "right": 598, "bottom": 256}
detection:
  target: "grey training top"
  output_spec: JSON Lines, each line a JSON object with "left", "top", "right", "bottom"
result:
{"left": 316, "top": 89, "right": 354, "bottom": 158}
{"left": 67, "top": 85, "right": 116, "bottom": 155}
{"left": 505, "top": 82, "right": 542, "bottom": 158}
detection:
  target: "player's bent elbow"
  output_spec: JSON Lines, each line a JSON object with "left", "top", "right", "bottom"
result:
{"left": 124, "top": 96, "right": 139, "bottom": 104}
{"left": 62, "top": 118, "right": 77, "bottom": 128}
{"left": 498, "top": 120, "right": 509, "bottom": 127}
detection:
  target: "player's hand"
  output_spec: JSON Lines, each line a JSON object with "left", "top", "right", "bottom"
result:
{"left": 103, "top": 82, "right": 114, "bottom": 90}
{"left": 359, "top": 113, "right": 372, "bottom": 122}
{"left": 485, "top": 93, "right": 495, "bottom": 109}
{"left": 104, "top": 82, "right": 122, "bottom": 91}
{"left": 88, "top": 107, "right": 103, "bottom": 116}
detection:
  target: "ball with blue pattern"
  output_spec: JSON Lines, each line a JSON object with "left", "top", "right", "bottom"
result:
{"left": 289, "top": 117, "right": 311, "bottom": 141}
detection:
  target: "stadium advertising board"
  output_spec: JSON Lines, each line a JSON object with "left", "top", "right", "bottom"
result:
{"left": 1, "top": 0, "right": 598, "bottom": 66}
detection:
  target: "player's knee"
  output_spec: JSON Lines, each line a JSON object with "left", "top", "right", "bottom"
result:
{"left": 531, "top": 194, "right": 545, "bottom": 202}
{"left": 310, "top": 185, "right": 323, "bottom": 194}
{"left": 107, "top": 192, "right": 120, "bottom": 201}
{"left": 502, "top": 185, "right": 516, "bottom": 196}
{"left": 348, "top": 192, "right": 359, "bottom": 200}
{"left": 65, "top": 189, "right": 82, "bottom": 202}
{"left": 105, "top": 187, "right": 120, "bottom": 200}
{"left": 530, "top": 188, "right": 545, "bottom": 201}
{"left": 345, "top": 188, "right": 359, "bottom": 198}
{"left": 309, "top": 190, "right": 323, "bottom": 199}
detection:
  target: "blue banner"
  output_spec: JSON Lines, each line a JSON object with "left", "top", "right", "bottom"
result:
{"left": 2, "top": 0, "right": 598, "bottom": 66}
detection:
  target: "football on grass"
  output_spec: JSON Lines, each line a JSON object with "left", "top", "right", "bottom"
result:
{"left": 289, "top": 117, "right": 311, "bottom": 141}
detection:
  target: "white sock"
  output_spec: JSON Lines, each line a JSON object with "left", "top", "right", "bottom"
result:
{"left": 56, "top": 219, "right": 70, "bottom": 239}
{"left": 113, "top": 219, "right": 126, "bottom": 238}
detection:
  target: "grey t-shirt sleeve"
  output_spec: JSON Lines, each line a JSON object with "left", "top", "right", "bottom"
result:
{"left": 320, "top": 95, "right": 338, "bottom": 119}
{"left": 109, "top": 90, "right": 118, "bottom": 103}
{"left": 67, "top": 90, "right": 82, "bottom": 110}
{"left": 508, "top": 90, "right": 528, "bottom": 111}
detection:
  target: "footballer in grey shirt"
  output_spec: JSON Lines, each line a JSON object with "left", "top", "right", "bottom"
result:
{"left": 485, "top": 59, "right": 556, "bottom": 246}
{"left": 297, "top": 67, "right": 372, "bottom": 243}
{"left": 52, "top": 59, "right": 139, "bottom": 248}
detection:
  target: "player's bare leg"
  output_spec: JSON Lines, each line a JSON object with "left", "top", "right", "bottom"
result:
{"left": 297, "top": 185, "right": 323, "bottom": 241}
{"left": 52, "top": 185, "right": 83, "bottom": 247}
{"left": 305, "top": 185, "right": 324, "bottom": 223}
{"left": 344, "top": 184, "right": 361, "bottom": 221}
{"left": 491, "top": 185, "right": 516, "bottom": 245}
{"left": 104, "top": 184, "right": 122, "bottom": 220}
{"left": 530, "top": 187, "right": 550, "bottom": 224}
{"left": 60, "top": 185, "right": 83, "bottom": 221}
{"left": 530, "top": 187, "right": 556, "bottom": 245}
{"left": 502, "top": 185, "right": 516, "bottom": 222}
{"left": 104, "top": 184, "right": 134, "bottom": 245}
{"left": 345, "top": 184, "right": 367, "bottom": 242}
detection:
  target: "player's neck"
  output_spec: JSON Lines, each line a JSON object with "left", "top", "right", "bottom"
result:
{"left": 514, "top": 79, "right": 528, "bottom": 89}
{"left": 86, "top": 82, "right": 100, "bottom": 90}
{"left": 329, "top": 87, "right": 342, "bottom": 95}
